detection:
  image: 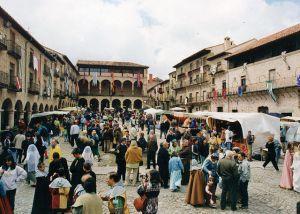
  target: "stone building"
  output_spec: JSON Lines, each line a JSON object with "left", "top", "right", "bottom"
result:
{"left": 147, "top": 79, "right": 171, "bottom": 110}
{"left": 76, "top": 60, "right": 149, "bottom": 111}
{"left": 172, "top": 37, "right": 236, "bottom": 112}
{"left": 0, "top": 6, "right": 78, "bottom": 129}
{"left": 218, "top": 24, "right": 300, "bottom": 116}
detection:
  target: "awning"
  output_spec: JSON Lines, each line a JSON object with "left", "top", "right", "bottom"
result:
{"left": 31, "top": 111, "right": 69, "bottom": 118}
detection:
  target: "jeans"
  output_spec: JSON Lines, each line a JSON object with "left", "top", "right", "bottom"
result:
{"left": 147, "top": 151, "right": 156, "bottom": 169}
{"left": 70, "top": 134, "right": 79, "bottom": 147}
{"left": 220, "top": 178, "right": 237, "bottom": 210}
{"left": 239, "top": 180, "right": 249, "bottom": 207}
{"left": 6, "top": 189, "right": 16, "bottom": 210}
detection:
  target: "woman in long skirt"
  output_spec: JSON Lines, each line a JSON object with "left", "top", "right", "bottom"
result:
{"left": 279, "top": 143, "right": 293, "bottom": 189}
{"left": 169, "top": 153, "right": 184, "bottom": 192}
{"left": 291, "top": 144, "right": 300, "bottom": 192}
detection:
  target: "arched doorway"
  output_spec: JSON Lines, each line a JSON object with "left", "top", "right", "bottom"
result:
{"left": 123, "top": 99, "right": 132, "bottom": 109}
{"left": 133, "top": 99, "right": 142, "bottom": 109}
{"left": 78, "top": 79, "right": 89, "bottom": 95}
{"left": 14, "top": 100, "right": 23, "bottom": 126}
{"left": 90, "top": 99, "right": 99, "bottom": 111}
{"left": 61, "top": 101, "right": 65, "bottom": 108}
{"left": 133, "top": 81, "right": 143, "bottom": 96}
{"left": 45, "top": 104, "right": 49, "bottom": 112}
{"left": 24, "top": 102, "right": 31, "bottom": 125}
{"left": 101, "top": 80, "right": 111, "bottom": 96}
{"left": 258, "top": 106, "right": 269, "bottom": 114}
{"left": 112, "top": 99, "right": 121, "bottom": 110}
{"left": 32, "top": 103, "right": 38, "bottom": 114}
{"left": 50, "top": 105, "right": 53, "bottom": 111}
{"left": 114, "top": 80, "right": 122, "bottom": 95}
{"left": 54, "top": 105, "right": 58, "bottom": 110}
{"left": 78, "top": 98, "right": 88, "bottom": 107}
{"left": 90, "top": 80, "right": 100, "bottom": 96}
{"left": 1, "top": 98, "right": 13, "bottom": 130}
{"left": 123, "top": 81, "right": 132, "bottom": 96}
{"left": 39, "top": 103, "right": 44, "bottom": 113}
{"left": 101, "top": 99, "right": 110, "bottom": 111}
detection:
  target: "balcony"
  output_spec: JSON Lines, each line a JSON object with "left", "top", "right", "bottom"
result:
{"left": 28, "top": 82, "right": 40, "bottom": 95}
{"left": 43, "top": 65, "right": 50, "bottom": 76}
{"left": 53, "top": 88, "right": 60, "bottom": 97}
{"left": 0, "top": 71, "right": 9, "bottom": 88}
{"left": 0, "top": 37, "right": 7, "bottom": 50}
{"left": 42, "top": 88, "right": 50, "bottom": 97}
{"left": 7, "top": 41, "right": 21, "bottom": 59}
{"left": 8, "top": 76, "right": 22, "bottom": 92}
{"left": 53, "top": 69, "right": 59, "bottom": 78}
{"left": 59, "top": 91, "right": 66, "bottom": 99}
{"left": 60, "top": 74, "right": 65, "bottom": 81}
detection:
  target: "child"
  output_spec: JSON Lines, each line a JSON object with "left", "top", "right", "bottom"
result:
{"left": 205, "top": 176, "right": 217, "bottom": 208}
{"left": 32, "top": 162, "right": 50, "bottom": 214}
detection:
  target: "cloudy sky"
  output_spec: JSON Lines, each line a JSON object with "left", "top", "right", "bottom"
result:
{"left": 1, "top": 0, "right": 300, "bottom": 79}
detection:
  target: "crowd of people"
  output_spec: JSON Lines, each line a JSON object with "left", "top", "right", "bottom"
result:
{"left": 0, "top": 108, "right": 299, "bottom": 213}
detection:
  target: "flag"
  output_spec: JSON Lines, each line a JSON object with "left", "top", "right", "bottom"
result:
{"left": 137, "top": 73, "right": 141, "bottom": 87}
{"left": 238, "top": 86, "right": 243, "bottom": 96}
{"left": 213, "top": 88, "right": 218, "bottom": 103}
{"left": 16, "top": 76, "right": 21, "bottom": 90}
{"left": 111, "top": 73, "right": 115, "bottom": 95}
{"left": 222, "top": 88, "right": 226, "bottom": 99}
{"left": 266, "top": 80, "right": 277, "bottom": 102}
{"left": 297, "top": 74, "right": 300, "bottom": 87}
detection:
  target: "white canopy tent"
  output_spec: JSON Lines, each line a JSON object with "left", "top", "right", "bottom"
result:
{"left": 170, "top": 107, "right": 186, "bottom": 112}
{"left": 191, "top": 111, "right": 280, "bottom": 140}
{"left": 31, "top": 111, "right": 69, "bottom": 119}
{"left": 144, "top": 108, "right": 163, "bottom": 116}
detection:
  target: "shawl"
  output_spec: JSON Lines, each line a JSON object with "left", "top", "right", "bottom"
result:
{"left": 49, "top": 177, "right": 71, "bottom": 188}
{"left": 26, "top": 144, "right": 40, "bottom": 172}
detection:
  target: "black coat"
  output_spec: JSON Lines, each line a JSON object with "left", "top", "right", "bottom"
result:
{"left": 70, "top": 157, "right": 85, "bottom": 186}
{"left": 115, "top": 144, "right": 127, "bottom": 165}
{"left": 266, "top": 142, "right": 276, "bottom": 158}
{"left": 157, "top": 147, "right": 170, "bottom": 169}
{"left": 32, "top": 175, "right": 50, "bottom": 214}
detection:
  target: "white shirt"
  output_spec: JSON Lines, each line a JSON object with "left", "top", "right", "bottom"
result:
{"left": 225, "top": 129, "right": 233, "bottom": 142}
{"left": 0, "top": 166, "right": 27, "bottom": 190}
{"left": 13, "top": 134, "right": 26, "bottom": 149}
{"left": 70, "top": 125, "right": 80, "bottom": 135}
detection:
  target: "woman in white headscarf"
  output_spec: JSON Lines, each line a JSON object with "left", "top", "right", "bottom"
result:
{"left": 82, "top": 146, "right": 94, "bottom": 166}
{"left": 26, "top": 144, "right": 40, "bottom": 185}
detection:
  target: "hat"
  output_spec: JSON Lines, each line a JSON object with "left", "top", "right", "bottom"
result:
{"left": 72, "top": 148, "right": 81, "bottom": 154}
{"left": 190, "top": 159, "right": 201, "bottom": 171}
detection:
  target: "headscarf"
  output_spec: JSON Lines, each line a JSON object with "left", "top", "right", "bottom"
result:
{"left": 82, "top": 146, "right": 94, "bottom": 165}
{"left": 49, "top": 177, "right": 72, "bottom": 188}
{"left": 26, "top": 144, "right": 40, "bottom": 172}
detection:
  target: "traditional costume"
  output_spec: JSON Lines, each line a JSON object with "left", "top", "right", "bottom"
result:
{"left": 25, "top": 144, "right": 40, "bottom": 185}
{"left": 49, "top": 177, "right": 71, "bottom": 212}
{"left": 279, "top": 149, "right": 293, "bottom": 189}
{"left": 169, "top": 156, "right": 184, "bottom": 191}
{"left": 82, "top": 146, "right": 94, "bottom": 165}
{"left": 185, "top": 159, "right": 205, "bottom": 206}
{"left": 31, "top": 169, "right": 50, "bottom": 214}
{"left": 291, "top": 151, "right": 300, "bottom": 192}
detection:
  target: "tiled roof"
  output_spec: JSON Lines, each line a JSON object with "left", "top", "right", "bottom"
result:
{"left": 227, "top": 23, "right": 300, "bottom": 59}
{"left": 77, "top": 60, "right": 149, "bottom": 69}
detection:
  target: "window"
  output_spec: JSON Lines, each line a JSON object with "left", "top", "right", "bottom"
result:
{"left": 180, "top": 67, "right": 183, "bottom": 74}
{"left": 196, "top": 74, "right": 199, "bottom": 83}
{"left": 196, "top": 60, "right": 199, "bottom": 68}
{"left": 190, "top": 62, "right": 193, "bottom": 71}
{"left": 241, "top": 76, "right": 246, "bottom": 86}
{"left": 189, "top": 93, "right": 192, "bottom": 100}
{"left": 29, "top": 50, "right": 34, "bottom": 68}
{"left": 196, "top": 92, "right": 199, "bottom": 101}
{"left": 9, "top": 63, "right": 15, "bottom": 84}
{"left": 203, "top": 90, "right": 207, "bottom": 100}
{"left": 180, "top": 96, "right": 183, "bottom": 103}
{"left": 189, "top": 75, "right": 193, "bottom": 84}
{"left": 211, "top": 77, "right": 215, "bottom": 85}
{"left": 222, "top": 80, "right": 226, "bottom": 89}
{"left": 217, "top": 107, "right": 223, "bottom": 112}
{"left": 269, "top": 69, "right": 276, "bottom": 81}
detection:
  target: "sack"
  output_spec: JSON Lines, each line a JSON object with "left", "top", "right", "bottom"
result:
{"left": 133, "top": 195, "right": 146, "bottom": 212}
{"left": 139, "top": 160, "right": 143, "bottom": 166}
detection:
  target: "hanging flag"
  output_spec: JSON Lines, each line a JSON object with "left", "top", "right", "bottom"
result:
{"left": 266, "top": 80, "right": 277, "bottom": 102}
{"left": 238, "top": 86, "right": 243, "bottom": 96}
{"left": 76, "top": 81, "right": 79, "bottom": 94}
{"left": 297, "top": 74, "right": 300, "bottom": 87}
{"left": 111, "top": 73, "right": 115, "bottom": 95}
{"left": 137, "top": 73, "right": 141, "bottom": 87}
{"left": 16, "top": 76, "right": 21, "bottom": 90}
{"left": 92, "top": 72, "right": 97, "bottom": 86}
{"left": 213, "top": 88, "right": 218, "bottom": 103}
{"left": 222, "top": 88, "right": 226, "bottom": 99}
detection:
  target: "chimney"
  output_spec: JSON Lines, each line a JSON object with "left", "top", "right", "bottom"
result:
{"left": 149, "top": 74, "right": 153, "bottom": 82}
{"left": 224, "top": 37, "right": 233, "bottom": 50}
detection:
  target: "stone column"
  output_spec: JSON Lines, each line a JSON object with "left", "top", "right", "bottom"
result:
{"left": 132, "top": 82, "right": 134, "bottom": 96}
{"left": 88, "top": 82, "right": 90, "bottom": 95}
{"left": 27, "top": 111, "right": 32, "bottom": 123}
{"left": 8, "top": 110, "right": 14, "bottom": 129}
{"left": 19, "top": 110, "right": 24, "bottom": 119}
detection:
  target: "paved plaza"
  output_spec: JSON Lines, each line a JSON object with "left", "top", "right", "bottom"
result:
{"left": 13, "top": 132, "right": 299, "bottom": 214}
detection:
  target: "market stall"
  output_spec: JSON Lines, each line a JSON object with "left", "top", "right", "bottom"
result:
{"left": 191, "top": 112, "right": 280, "bottom": 152}
{"left": 29, "top": 111, "right": 69, "bottom": 127}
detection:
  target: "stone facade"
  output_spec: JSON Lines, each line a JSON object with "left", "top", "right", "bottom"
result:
{"left": 0, "top": 7, "right": 78, "bottom": 129}
{"left": 147, "top": 79, "right": 171, "bottom": 110}
{"left": 77, "top": 60, "right": 149, "bottom": 111}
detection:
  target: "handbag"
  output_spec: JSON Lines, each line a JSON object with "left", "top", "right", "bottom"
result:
{"left": 133, "top": 195, "right": 147, "bottom": 212}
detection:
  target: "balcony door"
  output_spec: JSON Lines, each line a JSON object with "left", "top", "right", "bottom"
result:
{"left": 9, "top": 63, "right": 15, "bottom": 86}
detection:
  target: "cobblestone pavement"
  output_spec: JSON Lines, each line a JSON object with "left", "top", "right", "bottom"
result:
{"left": 14, "top": 135, "right": 299, "bottom": 214}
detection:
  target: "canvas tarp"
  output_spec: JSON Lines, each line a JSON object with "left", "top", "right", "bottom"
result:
{"left": 144, "top": 108, "right": 163, "bottom": 116}
{"left": 31, "top": 111, "right": 69, "bottom": 118}
{"left": 191, "top": 112, "right": 280, "bottom": 140}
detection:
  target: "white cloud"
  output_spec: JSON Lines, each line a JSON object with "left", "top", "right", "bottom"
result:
{"left": 1, "top": 0, "right": 300, "bottom": 79}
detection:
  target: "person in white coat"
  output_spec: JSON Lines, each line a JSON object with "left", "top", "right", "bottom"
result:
{"left": 82, "top": 146, "right": 94, "bottom": 166}
{"left": 25, "top": 144, "right": 40, "bottom": 185}
{"left": 0, "top": 155, "right": 27, "bottom": 210}
{"left": 291, "top": 145, "right": 300, "bottom": 193}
